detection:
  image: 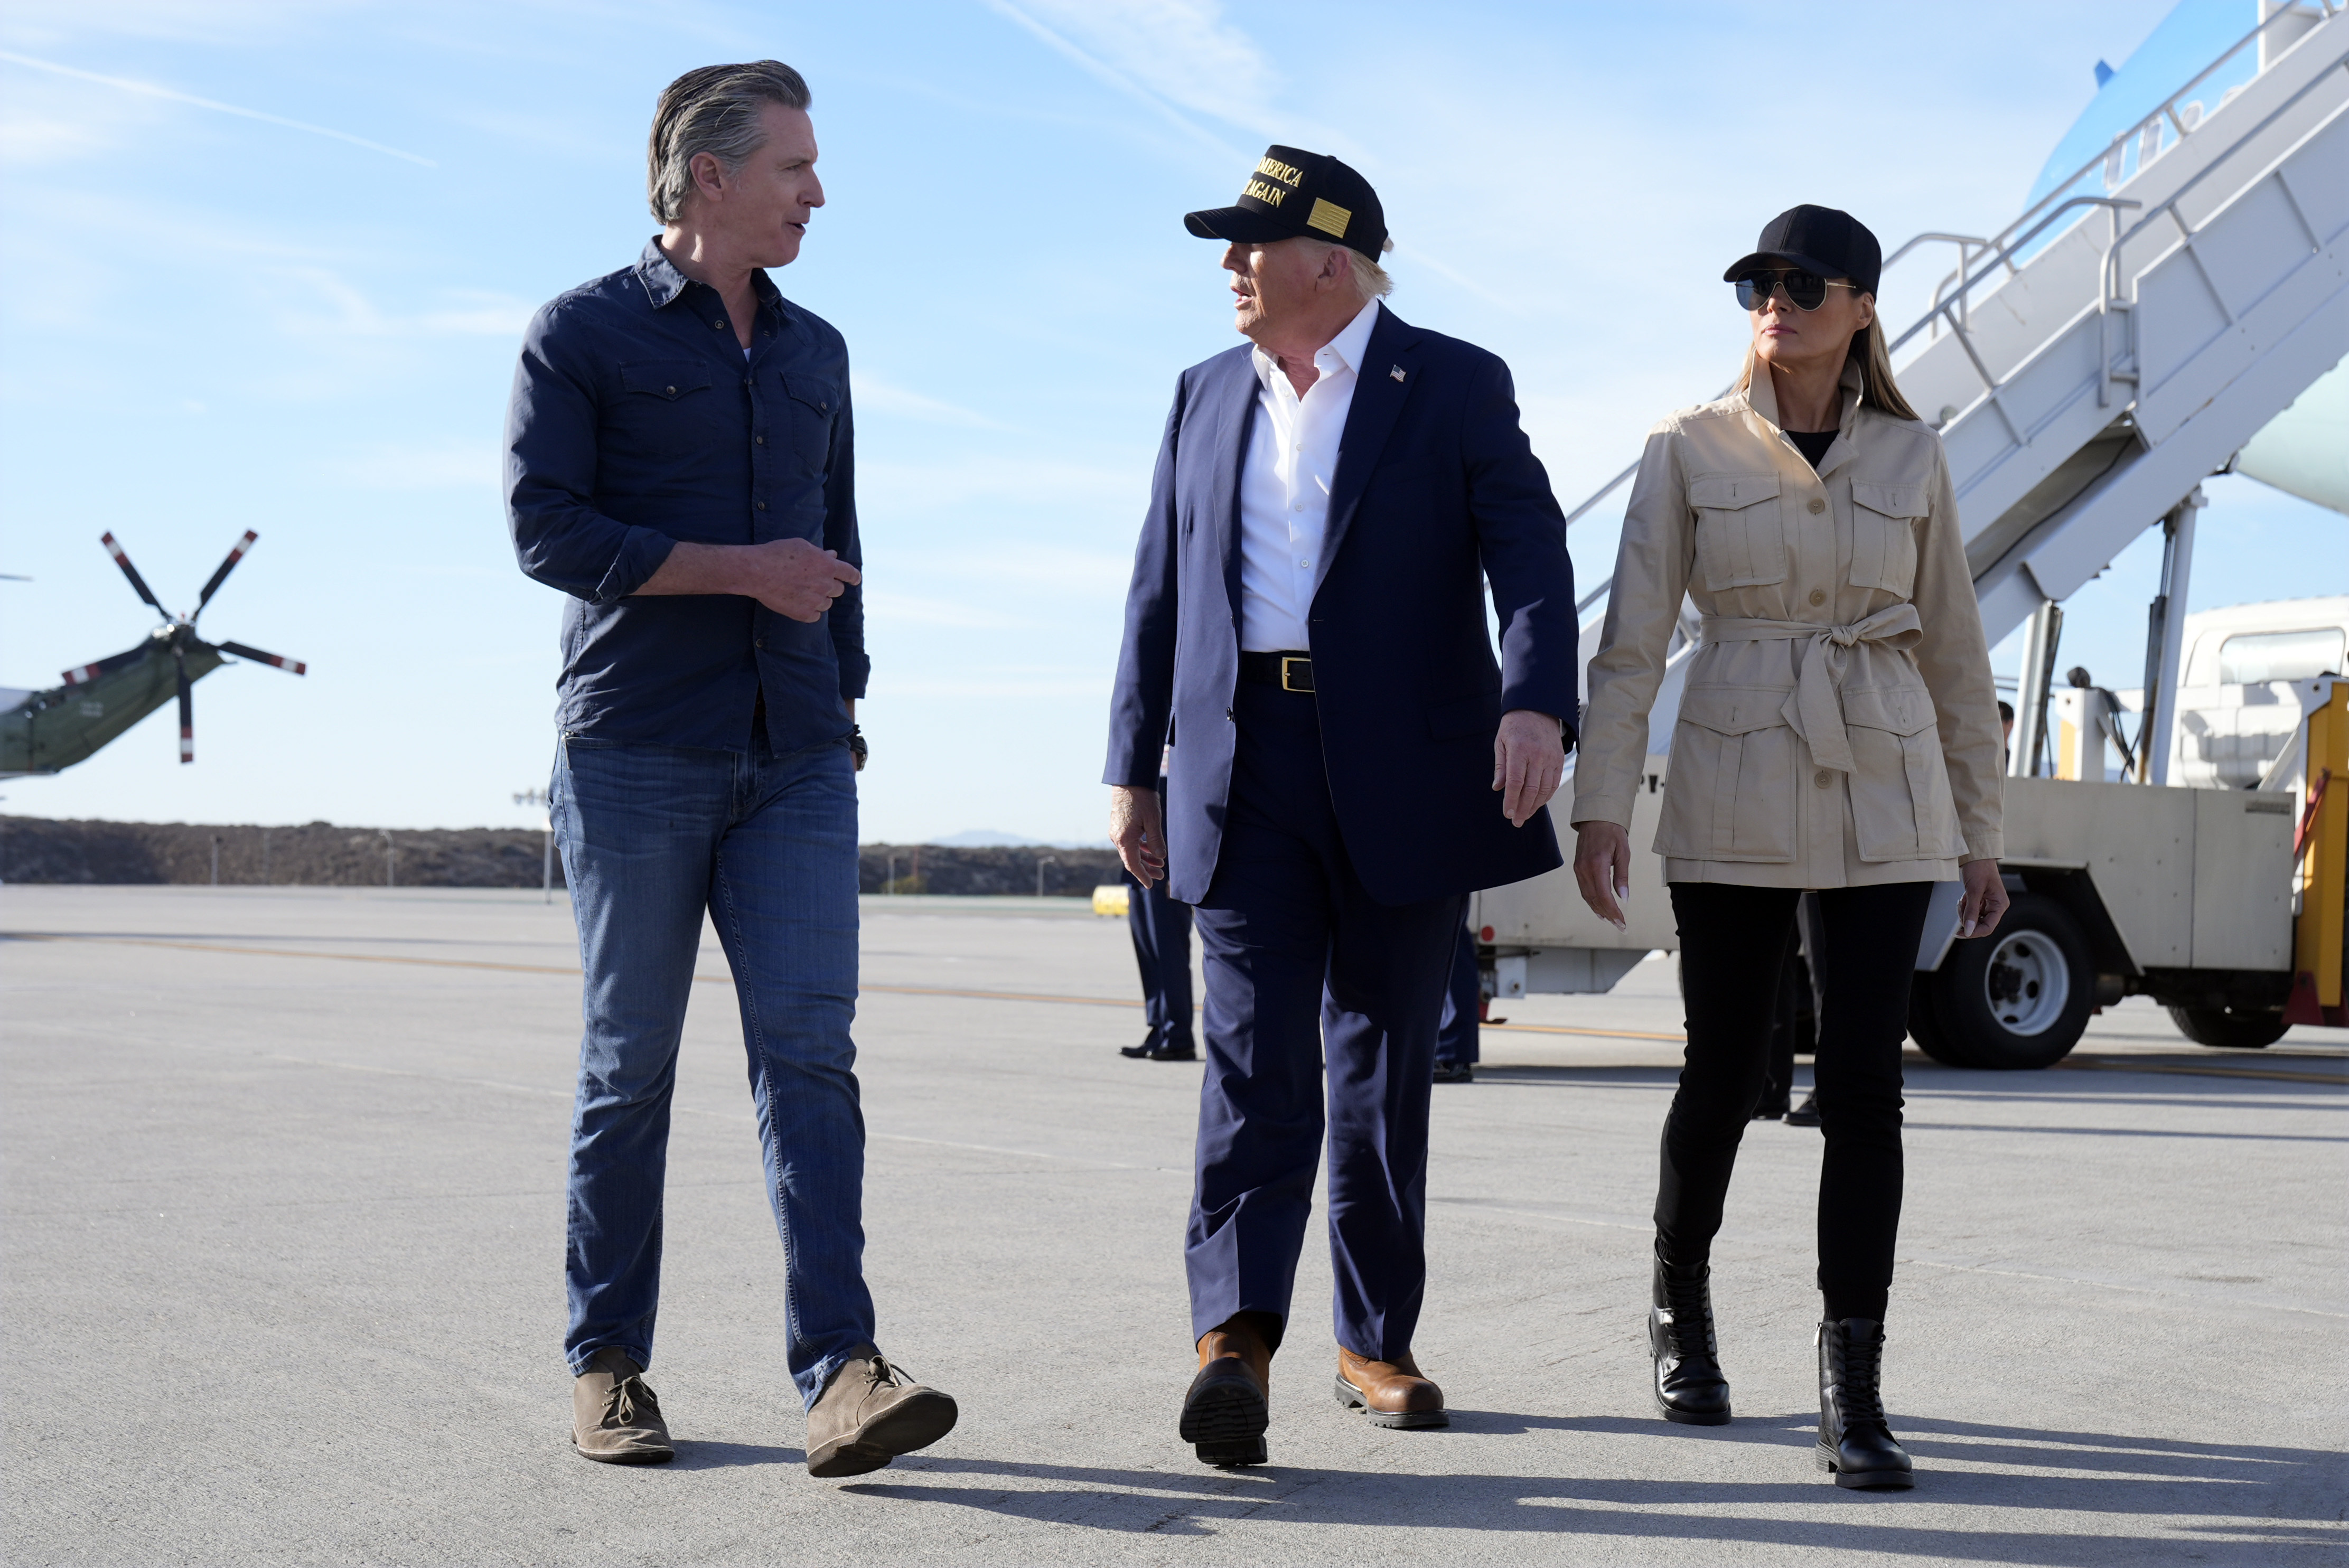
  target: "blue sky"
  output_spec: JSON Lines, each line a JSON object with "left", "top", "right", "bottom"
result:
{"left": 1, "top": 0, "right": 2338, "bottom": 841}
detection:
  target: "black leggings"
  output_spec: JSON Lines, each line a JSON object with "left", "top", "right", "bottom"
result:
{"left": 1655, "top": 880, "right": 1934, "bottom": 1322}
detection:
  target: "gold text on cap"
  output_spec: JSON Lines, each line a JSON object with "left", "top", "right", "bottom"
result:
{"left": 1244, "top": 177, "right": 1289, "bottom": 207}
{"left": 1254, "top": 156, "right": 1304, "bottom": 187}
{"left": 1306, "top": 198, "right": 1351, "bottom": 238}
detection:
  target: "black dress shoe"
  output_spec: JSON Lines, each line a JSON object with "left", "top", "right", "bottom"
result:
{"left": 1119, "top": 1033, "right": 1158, "bottom": 1059}
{"left": 1815, "top": 1317, "right": 1913, "bottom": 1489}
{"left": 1785, "top": 1091, "right": 1821, "bottom": 1127}
{"left": 1649, "top": 1255, "right": 1732, "bottom": 1424}
{"left": 1752, "top": 1087, "right": 1790, "bottom": 1119}
{"left": 1432, "top": 1060, "right": 1473, "bottom": 1084}
{"left": 1148, "top": 1038, "right": 1196, "bottom": 1062}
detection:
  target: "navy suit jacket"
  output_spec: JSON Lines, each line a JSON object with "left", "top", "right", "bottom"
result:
{"left": 1105, "top": 304, "right": 1577, "bottom": 907}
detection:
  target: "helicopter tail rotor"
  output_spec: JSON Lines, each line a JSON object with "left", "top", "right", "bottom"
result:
{"left": 193, "top": 530, "right": 259, "bottom": 620}
{"left": 216, "top": 640, "right": 307, "bottom": 676}
{"left": 100, "top": 532, "right": 172, "bottom": 621}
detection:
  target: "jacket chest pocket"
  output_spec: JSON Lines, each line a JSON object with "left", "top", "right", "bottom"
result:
{"left": 1653, "top": 686, "right": 1798, "bottom": 863}
{"left": 1688, "top": 474, "right": 1786, "bottom": 591}
{"left": 617, "top": 361, "right": 716, "bottom": 453}
{"left": 783, "top": 373, "right": 839, "bottom": 476}
{"left": 1849, "top": 482, "right": 1925, "bottom": 596}
{"left": 1840, "top": 686, "right": 1965, "bottom": 861}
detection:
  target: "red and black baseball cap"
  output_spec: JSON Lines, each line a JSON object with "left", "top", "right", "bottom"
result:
{"left": 1723, "top": 204, "right": 1883, "bottom": 295}
{"left": 1184, "top": 144, "right": 1388, "bottom": 264}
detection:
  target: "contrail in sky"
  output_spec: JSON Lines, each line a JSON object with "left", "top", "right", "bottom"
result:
{"left": 0, "top": 49, "right": 437, "bottom": 167}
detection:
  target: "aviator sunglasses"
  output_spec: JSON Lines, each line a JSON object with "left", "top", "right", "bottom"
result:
{"left": 1735, "top": 269, "right": 1862, "bottom": 312}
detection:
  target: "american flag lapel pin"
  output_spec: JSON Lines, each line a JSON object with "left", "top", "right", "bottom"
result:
{"left": 1390, "top": 365, "right": 1406, "bottom": 382}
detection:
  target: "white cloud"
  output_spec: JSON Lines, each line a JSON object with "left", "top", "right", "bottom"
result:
{"left": 332, "top": 439, "right": 501, "bottom": 493}
{"left": 863, "top": 591, "right": 1025, "bottom": 630}
{"left": 0, "top": 49, "right": 435, "bottom": 166}
{"left": 1007, "top": 0, "right": 1282, "bottom": 141}
{"left": 853, "top": 375, "right": 1017, "bottom": 431}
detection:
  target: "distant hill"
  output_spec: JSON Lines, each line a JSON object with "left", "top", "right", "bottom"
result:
{"left": 0, "top": 816, "right": 1124, "bottom": 897}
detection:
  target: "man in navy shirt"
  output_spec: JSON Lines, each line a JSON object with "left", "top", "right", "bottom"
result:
{"left": 506, "top": 60, "right": 956, "bottom": 1479}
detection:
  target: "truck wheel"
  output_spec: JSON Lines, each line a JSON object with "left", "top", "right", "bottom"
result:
{"left": 1914, "top": 893, "right": 2094, "bottom": 1069}
{"left": 2164, "top": 1004, "right": 2288, "bottom": 1050}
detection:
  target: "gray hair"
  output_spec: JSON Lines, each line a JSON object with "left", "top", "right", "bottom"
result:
{"left": 647, "top": 61, "right": 811, "bottom": 223}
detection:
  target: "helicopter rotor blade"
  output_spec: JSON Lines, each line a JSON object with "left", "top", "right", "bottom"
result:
{"left": 193, "top": 530, "right": 259, "bottom": 619}
{"left": 61, "top": 646, "right": 149, "bottom": 687}
{"left": 100, "top": 532, "right": 171, "bottom": 621}
{"left": 216, "top": 640, "right": 307, "bottom": 675}
{"left": 175, "top": 647, "right": 194, "bottom": 765}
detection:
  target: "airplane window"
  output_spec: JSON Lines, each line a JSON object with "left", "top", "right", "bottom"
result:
{"left": 2217, "top": 627, "right": 2345, "bottom": 684}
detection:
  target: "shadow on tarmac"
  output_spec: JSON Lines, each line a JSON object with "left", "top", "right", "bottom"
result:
{"left": 832, "top": 1419, "right": 2347, "bottom": 1560}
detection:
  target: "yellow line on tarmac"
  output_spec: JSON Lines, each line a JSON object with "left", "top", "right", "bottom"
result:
{"left": 1483, "top": 1021, "right": 1688, "bottom": 1043}
{"left": 27, "top": 934, "right": 2327, "bottom": 1072}
{"left": 2054, "top": 1055, "right": 2345, "bottom": 1086}
{"left": 4, "top": 931, "right": 1149, "bottom": 1011}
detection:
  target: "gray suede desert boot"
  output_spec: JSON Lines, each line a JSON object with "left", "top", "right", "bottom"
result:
{"left": 805, "top": 1348, "right": 958, "bottom": 1478}
{"left": 570, "top": 1347, "right": 675, "bottom": 1464}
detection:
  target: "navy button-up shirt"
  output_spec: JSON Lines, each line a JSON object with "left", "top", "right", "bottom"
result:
{"left": 505, "top": 239, "right": 865, "bottom": 756}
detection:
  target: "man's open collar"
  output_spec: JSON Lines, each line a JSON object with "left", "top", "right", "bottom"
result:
{"left": 632, "top": 237, "right": 786, "bottom": 318}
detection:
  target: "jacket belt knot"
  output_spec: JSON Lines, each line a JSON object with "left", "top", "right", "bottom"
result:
{"left": 1700, "top": 605, "right": 1923, "bottom": 775}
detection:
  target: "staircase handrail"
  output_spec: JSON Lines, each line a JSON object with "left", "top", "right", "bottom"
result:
{"left": 2098, "top": 44, "right": 2349, "bottom": 312}
{"left": 1552, "top": 3, "right": 2343, "bottom": 603}
{"left": 1964, "top": 0, "right": 2339, "bottom": 277}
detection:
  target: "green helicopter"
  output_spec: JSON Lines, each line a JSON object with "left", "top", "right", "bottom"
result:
{"left": 0, "top": 530, "right": 306, "bottom": 776}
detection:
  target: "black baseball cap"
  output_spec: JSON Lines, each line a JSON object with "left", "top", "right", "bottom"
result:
{"left": 1184, "top": 145, "right": 1388, "bottom": 264}
{"left": 1723, "top": 204, "right": 1882, "bottom": 296}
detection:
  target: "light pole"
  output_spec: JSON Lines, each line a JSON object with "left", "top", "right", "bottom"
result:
{"left": 1036, "top": 854, "right": 1058, "bottom": 898}
{"left": 513, "top": 788, "right": 554, "bottom": 904}
{"left": 210, "top": 834, "right": 221, "bottom": 887}
{"left": 380, "top": 829, "right": 395, "bottom": 889}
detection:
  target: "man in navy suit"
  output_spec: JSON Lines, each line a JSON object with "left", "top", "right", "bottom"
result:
{"left": 1104, "top": 146, "right": 1576, "bottom": 1466}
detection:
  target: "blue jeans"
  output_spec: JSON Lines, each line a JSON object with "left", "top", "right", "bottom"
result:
{"left": 551, "top": 732, "right": 874, "bottom": 1409}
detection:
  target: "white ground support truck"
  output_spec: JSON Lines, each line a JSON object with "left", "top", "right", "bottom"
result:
{"left": 1474, "top": 3, "right": 2349, "bottom": 1068}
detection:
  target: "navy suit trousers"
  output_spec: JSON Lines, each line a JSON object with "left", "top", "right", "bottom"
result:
{"left": 1125, "top": 859, "right": 1194, "bottom": 1049}
{"left": 1186, "top": 681, "right": 1464, "bottom": 1358}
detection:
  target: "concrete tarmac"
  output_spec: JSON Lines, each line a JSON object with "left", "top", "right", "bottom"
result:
{"left": 4, "top": 886, "right": 2343, "bottom": 1566}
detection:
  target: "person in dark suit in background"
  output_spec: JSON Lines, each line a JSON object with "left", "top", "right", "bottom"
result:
{"left": 1121, "top": 748, "right": 1196, "bottom": 1062}
{"left": 1105, "top": 146, "right": 1576, "bottom": 1466}
{"left": 1434, "top": 923, "right": 1481, "bottom": 1084}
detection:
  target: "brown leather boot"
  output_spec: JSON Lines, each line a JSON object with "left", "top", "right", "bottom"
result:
{"left": 1180, "top": 1313, "right": 1274, "bottom": 1467}
{"left": 804, "top": 1347, "right": 958, "bottom": 1479}
{"left": 1334, "top": 1345, "right": 1448, "bottom": 1430}
{"left": 571, "top": 1347, "right": 675, "bottom": 1464}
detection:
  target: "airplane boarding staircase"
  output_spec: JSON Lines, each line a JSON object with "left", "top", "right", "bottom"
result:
{"left": 1566, "top": 2, "right": 2349, "bottom": 770}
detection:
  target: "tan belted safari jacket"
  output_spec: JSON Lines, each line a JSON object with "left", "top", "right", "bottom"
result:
{"left": 1572, "top": 360, "right": 2004, "bottom": 889}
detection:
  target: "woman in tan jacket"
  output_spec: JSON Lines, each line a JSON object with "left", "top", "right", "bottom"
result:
{"left": 1570, "top": 206, "right": 2007, "bottom": 1490}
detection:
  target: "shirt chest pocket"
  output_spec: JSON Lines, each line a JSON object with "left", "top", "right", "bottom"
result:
{"left": 1849, "top": 482, "right": 1926, "bottom": 597}
{"left": 782, "top": 373, "right": 839, "bottom": 476}
{"left": 617, "top": 361, "right": 715, "bottom": 453}
{"left": 1688, "top": 474, "right": 1786, "bottom": 591}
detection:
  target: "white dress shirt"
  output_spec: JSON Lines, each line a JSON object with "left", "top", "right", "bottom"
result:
{"left": 1237, "top": 299, "right": 1383, "bottom": 653}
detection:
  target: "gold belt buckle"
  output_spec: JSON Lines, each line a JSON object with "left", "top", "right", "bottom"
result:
{"left": 1279, "top": 655, "right": 1314, "bottom": 693}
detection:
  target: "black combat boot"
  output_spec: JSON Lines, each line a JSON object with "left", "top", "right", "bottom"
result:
{"left": 1815, "top": 1317, "right": 1914, "bottom": 1488}
{"left": 1648, "top": 1255, "right": 1732, "bottom": 1424}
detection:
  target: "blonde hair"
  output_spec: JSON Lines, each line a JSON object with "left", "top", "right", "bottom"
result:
{"left": 1735, "top": 303, "right": 1923, "bottom": 423}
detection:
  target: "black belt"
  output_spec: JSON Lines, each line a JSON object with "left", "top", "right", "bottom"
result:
{"left": 1239, "top": 651, "right": 1315, "bottom": 693}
